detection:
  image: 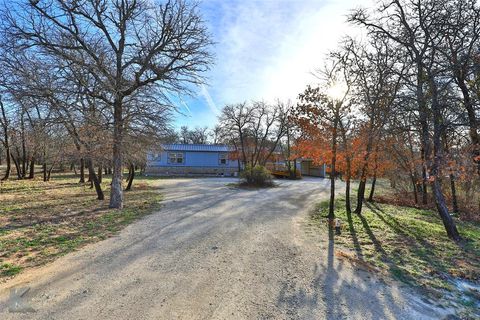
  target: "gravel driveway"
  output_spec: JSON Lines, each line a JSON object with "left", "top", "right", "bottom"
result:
{"left": 0, "top": 177, "right": 450, "bottom": 319}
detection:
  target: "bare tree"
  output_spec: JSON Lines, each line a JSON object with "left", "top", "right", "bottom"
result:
{"left": 4, "top": 0, "right": 213, "bottom": 208}
{"left": 218, "top": 100, "right": 290, "bottom": 169}
{"left": 349, "top": 0, "right": 461, "bottom": 240}
{"left": 439, "top": 0, "right": 480, "bottom": 176}
{"left": 342, "top": 37, "right": 403, "bottom": 215}
{"left": 178, "top": 126, "right": 211, "bottom": 144}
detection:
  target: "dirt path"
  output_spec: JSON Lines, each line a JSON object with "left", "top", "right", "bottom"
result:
{"left": 0, "top": 178, "right": 450, "bottom": 319}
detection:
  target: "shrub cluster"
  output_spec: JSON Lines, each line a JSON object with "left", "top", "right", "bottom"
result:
{"left": 240, "top": 165, "right": 274, "bottom": 187}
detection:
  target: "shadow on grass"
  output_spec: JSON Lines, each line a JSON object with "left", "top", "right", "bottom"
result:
{"left": 349, "top": 201, "right": 480, "bottom": 309}
{"left": 346, "top": 209, "right": 364, "bottom": 260}
{"left": 0, "top": 177, "right": 163, "bottom": 278}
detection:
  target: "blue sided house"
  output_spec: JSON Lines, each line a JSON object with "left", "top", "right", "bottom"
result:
{"left": 146, "top": 144, "right": 239, "bottom": 176}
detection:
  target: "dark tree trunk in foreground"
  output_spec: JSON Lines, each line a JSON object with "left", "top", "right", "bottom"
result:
{"left": 368, "top": 149, "right": 379, "bottom": 202}
{"left": 355, "top": 136, "right": 374, "bottom": 214}
{"left": 87, "top": 159, "right": 104, "bottom": 200}
{"left": 355, "top": 178, "right": 367, "bottom": 214}
{"left": 110, "top": 96, "right": 124, "bottom": 208}
{"left": 368, "top": 176, "right": 377, "bottom": 202}
{"left": 125, "top": 163, "right": 135, "bottom": 191}
{"left": 98, "top": 165, "right": 102, "bottom": 184}
{"left": 432, "top": 180, "right": 459, "bottom": 240}
{"left": 430, "top": 79, "right": 460, "bottom": 241}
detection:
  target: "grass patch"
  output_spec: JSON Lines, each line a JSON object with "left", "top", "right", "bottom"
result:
{"left": 0, "top": 263, "right": 22, "bottom": 277}
{"left": 310, "top": 198, "right": 480, "bottom": 317}
{"left": 0, "top": 172, "right": 163, "bottom": 280}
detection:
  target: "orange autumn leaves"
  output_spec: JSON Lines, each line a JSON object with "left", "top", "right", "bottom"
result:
{"left": 293, "top": 133, "right": 392, "bottom": 180}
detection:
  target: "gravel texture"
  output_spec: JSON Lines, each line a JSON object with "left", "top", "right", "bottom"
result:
{"left": 0, "top": 177, "right": 451, "bottom": 319}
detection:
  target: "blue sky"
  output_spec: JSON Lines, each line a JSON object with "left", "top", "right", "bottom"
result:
{"left": 174, "top": 0, "right": 370, "bottom": 128}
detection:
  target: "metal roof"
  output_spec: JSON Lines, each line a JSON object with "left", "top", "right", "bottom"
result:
{"left": 161, "top": 144, "right": 232, "bottom": 152}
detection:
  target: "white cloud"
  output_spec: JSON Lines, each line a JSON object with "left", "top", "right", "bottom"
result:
{"left": 199, "top": 83, "right": 220, "bottom": 115}
{"left": 204, "top": 0, "right": 372, "bottom": 104}
{"left": 177, "top": 0, "right": 374, "bottom": 127}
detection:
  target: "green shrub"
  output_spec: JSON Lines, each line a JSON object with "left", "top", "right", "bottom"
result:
{"left": 240, "top": 165, "right": 274, "bottom": 187}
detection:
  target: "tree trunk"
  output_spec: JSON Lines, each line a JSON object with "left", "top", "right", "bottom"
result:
{"left": 432, "top": 180, "right": 459, "bottom": 240}
{"left": 368, "top": 176, "right": 377, "bottom": 202}
{"left": 443, "top": 132, "right": 458, "bottom": 214}
{"left": 11, "top": 154, "right": 22, "bottom": 179}
{"left": 354, "top": 137, "right": 374, "bottom": 214}
{"left": 20, "top": 116, "right": 27, "bottom": 179}
{"left": 328, "top": 119, "right": 338, "bottom": 220}
{"left": 430, "top": 78, "right": 460, "bottom": 241}
{"left": 0, "top": 98, "right": 11, "bottom": 181}
{"left": 47, "top": 164, "right": 54, "bottom": 181}
{"left": 421, "top": 164, "right": 428, "bottom": 205}
{"left": 457, "top": 79, "right": 480, "bottom": 175}
{"left": 28, "top": 157, "right": 35, "bottom": 179}
{"left": 109, "top": 96, "right": 124, "bottom": 209}
{"left": 345, "top": 159, "right": 351, "bottom": 214}
{"left": 449, "top": 174, "right": 458, "bottom": 213}
{"left": 98, "top": 165, "right": 102, "bottom": 183}
{"left": 410, "top": 174, "right": 418, "bottom": 204}
{"left": 1, "top": 148, "right": 10, "bottom": 181}
{"left": 293, "top": 158, "right": 297, "bottom": 179}
{"left": 79, "top": 158, "right": 85, "bottom": 183}
{"left": 43, "top": 161, "right": 47, "bottom": 182}
{"left": 87, "top": 167, "right": 92, "bottom": 183}
{"left": 367, "top": 148, "right": 379, "bottom": 202}
{"left": 355, "top": 178, "right": 367, "bottom": 214}
{"left": 125, "top": 163, "right": 135, "bottom": 191}
{"left": 417, "top": 63, "right": 429, "bottom": 206}
{"left": 87, "top": 158, "right": 104, "bottom": 200}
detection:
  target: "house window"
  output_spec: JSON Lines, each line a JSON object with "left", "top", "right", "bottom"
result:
{"left": 219, "top": 153, "right": 227, "bottom": 165}
{"left": 168, "top": 152, "right": 184, "bottom": 164}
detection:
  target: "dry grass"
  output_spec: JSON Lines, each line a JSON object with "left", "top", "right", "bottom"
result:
{"left": 0, "top": 172, "right": 163, "bottom": 280}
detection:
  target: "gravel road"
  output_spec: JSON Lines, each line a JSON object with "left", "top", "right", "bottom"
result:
{"left": 0, "top": 177, "right": 451, "bottom": 319}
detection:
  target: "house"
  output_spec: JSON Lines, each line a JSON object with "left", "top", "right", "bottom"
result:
{"left": 146, "top": 144, "right": 238, "bottom": 176}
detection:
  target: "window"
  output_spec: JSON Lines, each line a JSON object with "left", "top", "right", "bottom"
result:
{"left": 168, "top": 152, "right": 184, "bottom": 164}
{"left": 219, "top": 153, "right": 227, "bottom": 165}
